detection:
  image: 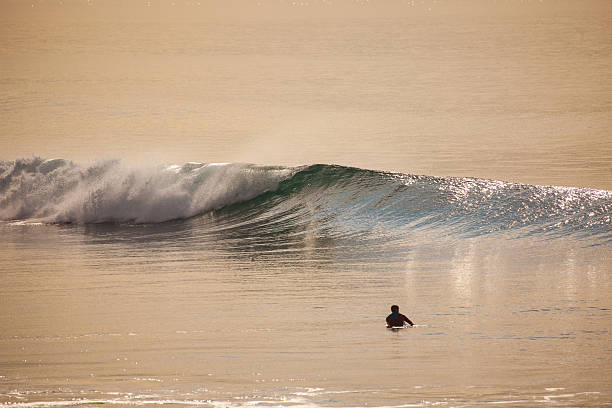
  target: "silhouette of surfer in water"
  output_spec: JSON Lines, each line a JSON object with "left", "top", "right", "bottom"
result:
{"left": 386, "top": 305, "right": 414, "bottom": 328}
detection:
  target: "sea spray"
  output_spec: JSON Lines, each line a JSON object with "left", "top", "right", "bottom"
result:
{"left": 0, "top": 158, "right": 293, "bottom": 223}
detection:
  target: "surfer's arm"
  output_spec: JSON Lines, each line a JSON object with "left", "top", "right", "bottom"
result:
{"left": 403, "top": 315, "right": 414, "bottom": 327}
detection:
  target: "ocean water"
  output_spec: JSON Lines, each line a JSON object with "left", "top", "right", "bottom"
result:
{"left": 1, "top": 158, "right": 611, "bottom": 407}
{"left": 1, "top": 1, "right": 612, "bottom": 407}
{"left": 1, "top": 1, "right": 611, "bottom": 189}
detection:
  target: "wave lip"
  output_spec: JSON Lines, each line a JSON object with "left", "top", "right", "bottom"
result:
{"left": 0, "top": 158, "right": 293, "bottom": 224}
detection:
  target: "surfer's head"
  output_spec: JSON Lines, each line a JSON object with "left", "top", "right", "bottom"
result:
{"left": 391, "top": 305, "right": 399, "bottom": 313}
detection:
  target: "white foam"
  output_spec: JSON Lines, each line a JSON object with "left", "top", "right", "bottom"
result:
{"left": 0, "top": 158, "right": 293, "bottom": 224}
{"left": 0, "top": 393, "right": 454, "bottom": 408}
{"left": 0, "top": 399, "right": 213, "bottom": 407}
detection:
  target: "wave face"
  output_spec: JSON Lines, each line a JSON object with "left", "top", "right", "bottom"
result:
{"left": 1, "top": 159, "right": 610, "bottom": 243}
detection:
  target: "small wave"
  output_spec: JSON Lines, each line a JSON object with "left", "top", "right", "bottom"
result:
{"left": 0, "top": 389, "right": 603, "bottom": 408}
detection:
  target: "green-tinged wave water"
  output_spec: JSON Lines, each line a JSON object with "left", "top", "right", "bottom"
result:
{"left": 210, "top": 164, "right": 611, "bottom": 245}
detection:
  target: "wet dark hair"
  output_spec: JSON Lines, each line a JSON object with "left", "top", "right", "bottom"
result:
{"left": 391, "top": 305, "right": 399, "bottom": 312}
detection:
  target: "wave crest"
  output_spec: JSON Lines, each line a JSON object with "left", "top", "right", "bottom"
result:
{"left": 0, "top": 158, "right": 293, "bottom": 223}
{"left": 1, "top": 159, "right": 610, "bottom": 243}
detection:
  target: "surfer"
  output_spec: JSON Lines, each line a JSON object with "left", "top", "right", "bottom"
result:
{"left": 386, "top": 305, "right": 414, "bottom": 328}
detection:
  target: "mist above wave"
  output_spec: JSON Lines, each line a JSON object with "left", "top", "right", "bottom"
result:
{"left": 0, "top": 158, "right": 293, "bottom": 223}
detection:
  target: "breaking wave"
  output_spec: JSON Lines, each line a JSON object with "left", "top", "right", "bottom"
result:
{"left": 0, "top": 158, "right": 292, "bottom": 223}
{"left": 1, "top": 158, "right": 610, "bottom": 243}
